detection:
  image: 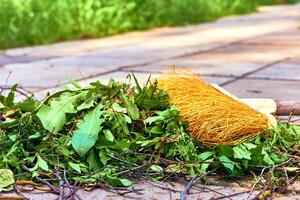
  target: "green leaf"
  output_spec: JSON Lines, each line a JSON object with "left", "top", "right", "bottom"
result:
{"left": 72, "top": 105, "right": 104, "bottom": 157}
{"left": 0, "top": 169, "right": 14, "bottom": 191}
{"left": 233, "top": 145, "right": 251, "bottom": 160}
{"left": 77, "top": 98, "right": 96, "bottom": 111}
{"left": 263, "top": 154, "right": 274, "bottom": 165}
{"left": 13, "top": 97, "right": 40, "bottom": 112}
{"left": 99, "top": 150, "right": 109, "bottom": 165}
{"left": 0, "top": 102, "right": 5, "bottom": 109}
{"left": 150, "top": 165, "right": 163, "bottom": 172}
{"left": 28, "top": 162, "right": 39, "bottom": 172}
{"left": 199, "top": 151, "right": 214, "bottom": 161}
{"left": 123, "top": 114, "right": 132, "bottom": 124}
{"left": 37, "top": 155, "right": 49, "bottom": 171}
{"left": 8, "top": 134, "right": 17, "bottom": 142}
{"left": 68, "top": 79, "right": 83, "bottom": 89}
{"left": 243, "top": 143, "right": 257, "bottom": 150}
{"left": 136, "top": 137, "right": 160, "bottom": 147}
{"left": 219, "top": 155, "right": 234, "bottom": 172}
{"left": 37, "top": 92, "right": 86, "bottom": 132}
{"left": 113, "top": 112, "right": 129, "bottom": 135}
{"left": 216, "top": 145, "right": 234, "bottom": 157}
{"left": 144, "top": 116, "right": 164, "bottom": 124}
{"left": 150, "top": 125, "right": 163, "bottom": 134}
{"left": 87, "top": 150, "right": 100, "bottom": 171}
{"left": 69, "top": 162, "right": 81, "bottom": 173}
{"left": 6, "top": 84, "right": 18, "bottom": 107}
{"left": 132, "top": 73, "right": 142, "bottom": 93}
{"left": 106, "top": 176, "right": 133, "bottom": 187}
{"left": 112, "top": 103, "right": 124, "bottom": 112}
{"left": 28, "top": 132, "right": 41, "bottom": 139}
{"left": 104, "top": 129, "right": 114, "bottom": 142}
{"left": 119, "top": 92, "right": 139, "bottom": 120}
{"left": 200, "top": 158, "right": 214, "bottom": 173}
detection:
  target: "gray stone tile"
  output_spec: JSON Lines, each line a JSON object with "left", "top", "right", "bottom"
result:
{"left": 0, "top": 57, "right": 122, "bottom": 88}
{"left": 0, "top": 55, "right": 45, "bottom": 66}
{"left": 249, "top": 61, "right": 300, "bottom": 81}
{"left": 223, "top": 79, "right": 300, "bottom": 101}
{"left": 123, "top": 44, "right": 300, "bottom": 77}
{"left": 289, "top": 57, "right": 300, "bottom": 65}
{"left": 241, "top": 30, "right": 300, "bottom": 46}
{"left": 4, "top": 33, "right": 146, "bottom": 58}
{"left": 43, "top": 56, "right": 148, "bottom": 68}
{"left": 124, "top": 61, "right": 260, "bottom": 77}
{"left": 5, "top": 180, "right": 260, "bottom": 200}
{"left": 200, "top": 75, "right": 233, "bottom": 85}
{"left": 80, "top": 40, "right": 219, "bottom": 61}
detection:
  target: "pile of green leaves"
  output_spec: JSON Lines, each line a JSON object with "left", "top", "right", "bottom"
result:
{"left": 0, "top": 75, "right": 299, "bottom": 188}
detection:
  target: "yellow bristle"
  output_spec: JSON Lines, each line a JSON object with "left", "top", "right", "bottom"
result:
{"left": 157, "top": 75, "right": 269, "bottom": 146}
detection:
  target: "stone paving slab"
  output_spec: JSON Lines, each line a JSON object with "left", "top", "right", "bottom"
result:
{"left": 0, "top": 59, "right": 120, "bottom": 88}
{"left": 289, "top": 57, "right": 300, "bottom": 64}
{"left": 3, "top": 180, "right": 259, "bottom": 200}
{"left": 248, "top": 59, "right": 300, "bottom": 81}
{"left": 122, "top": 43, "right": 300, "bottom": 77}
{"left": 0, "top": 55, "right": 46, "bottom": 66}
{"left": 240, "top": 30, "right": 300, "bottom": 46}
{"left": 3, "top": 33, "right": 147, "bottom": 58}
{"left": 223, "top": 79, "right": 300, "bottom": 101}
{"left": 5, "top": 179, "right": 300, "bottom": 200}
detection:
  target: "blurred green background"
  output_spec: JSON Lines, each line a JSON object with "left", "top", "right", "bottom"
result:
{"left": 0, "top": 0, "right": 299, "bottom": 50}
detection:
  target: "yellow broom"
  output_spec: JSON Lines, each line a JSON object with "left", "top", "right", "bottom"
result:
{"left": 156, "top": 74, "right": 300, "bottom": 146}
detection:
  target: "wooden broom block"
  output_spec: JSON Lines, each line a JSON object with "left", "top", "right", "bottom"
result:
{"left": 210, "top": 84, "right": 300, "bottom": 116}
{"left": 275, "top": 101, "right": 300, "bottom": 116}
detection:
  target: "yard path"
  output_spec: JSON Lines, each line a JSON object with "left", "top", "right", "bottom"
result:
{"left": 1, "top": 4, "right": 300, "bottom": 102}
{"left": 1, "top": 3, "right": 300, "bottom": 200}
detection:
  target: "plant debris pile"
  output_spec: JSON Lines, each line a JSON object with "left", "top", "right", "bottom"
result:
{"left": 0, "top": 75, "right": 299, "bottom": 197}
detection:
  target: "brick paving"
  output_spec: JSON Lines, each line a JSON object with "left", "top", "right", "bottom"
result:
{"left": 0, "top": 4, "right": 299, "bottom": 102}
{"left": 1, "top": 3, "right": 300, "bottom": 200}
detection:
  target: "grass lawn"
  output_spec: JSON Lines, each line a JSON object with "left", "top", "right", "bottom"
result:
{"left": 0, "top": 0, "right": 299, "bottom": 49}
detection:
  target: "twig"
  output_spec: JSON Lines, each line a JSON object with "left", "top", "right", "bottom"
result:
{"left": 54, "top": 168, "right": 64, "bottom": 200}
{"left": 21, "top": 164, "right": 59, "bottom": 194}
{"left": 0, "top": 71, "right": 12, "bottom": 94}
{"left": 63, "top": 170, "right": 82, "bottom": 200}
{"left": 247, "top": 171, "right": 260, "bottom": 200}
{"left": 108, "top": 186, "right": 144, "bottom": 197}
{"left": 33, "top": 186, "right": 52, "bottom": 192}
{"left": 180, "top": 176, "right": 198, "bottom": 200}
{"left": 13, "top": 184, "right": 29, "bottom": 200}
{"left": 15, "top": 180, "right": 39, "bottom": 186}
{"left": 0, "top": 86, "right": 30, "bottom": 98}
{"left": 212, "top": 190, "right": 250, "bottom": 200}
{"left": 0, "top": 196, "right": 25, "bottom": 200}
{"left": 144, "top": 179, "right": 181, "bottom": 193}
{"left": 108, "top": 154, "right": 139, "bottom": 167}
{"left": 193, "top": 185, "right": 229, "bottom": 199}
{"left": 180, "top": 169, "right": 217, "bottom": 200}
{"left": 35, "top": 176, "right": 59, "bottom": 194}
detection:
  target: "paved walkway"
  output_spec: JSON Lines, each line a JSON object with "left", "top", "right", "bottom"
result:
{"left": 1, "top": 3, "right": 300, "bottom": 200}
{"left": 1, "top": 4, "right": 300, "bottom": 102}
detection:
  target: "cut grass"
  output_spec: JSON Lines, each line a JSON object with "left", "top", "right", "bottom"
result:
{"left": 0, "top": 0, "right": 299, "bottom": 49}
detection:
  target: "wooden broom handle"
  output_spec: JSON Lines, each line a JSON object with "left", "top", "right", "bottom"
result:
{"left": 275, "top": 101, "right": 300, "bottom": 115}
